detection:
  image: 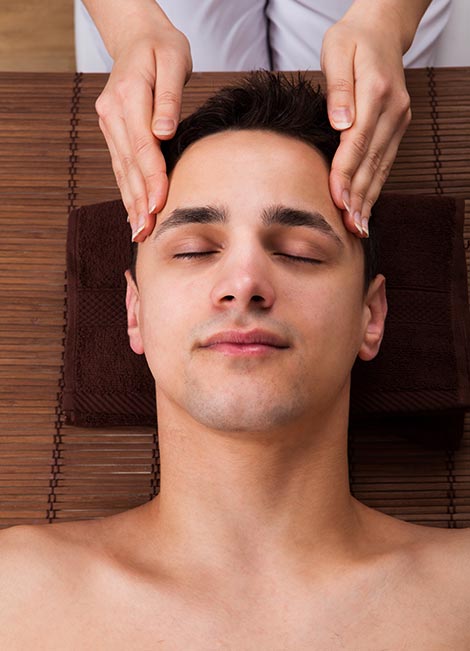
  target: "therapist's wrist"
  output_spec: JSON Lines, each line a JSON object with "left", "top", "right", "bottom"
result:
{"left": 108, "top": 11, "right": 177, "bottom": 60}
{"left": 344, "top": 0, "right": 432, "bottom": 54}
{"left": 83, "top": 0, "right": 176, "bottom": 60}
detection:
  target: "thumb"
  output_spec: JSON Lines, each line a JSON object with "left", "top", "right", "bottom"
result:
{"left": 321, "top": 37, "right": 356, "bottom": 131}
{"left": 151, "top": 60, "right": 186, "bottom": 139}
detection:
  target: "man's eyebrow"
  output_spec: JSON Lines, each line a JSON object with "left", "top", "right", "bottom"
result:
{"left": 151, "top": 206, "right": 226, "bottom": 241}
{"left": 151, "top": 204, "right": 344, "bottom": 248}
{"left": 262, "top": 205, "right": 344, "bottom": 248}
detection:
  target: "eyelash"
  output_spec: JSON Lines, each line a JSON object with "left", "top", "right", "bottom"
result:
{"left": 173, "top": 252, "right": 322, "bottom": 265}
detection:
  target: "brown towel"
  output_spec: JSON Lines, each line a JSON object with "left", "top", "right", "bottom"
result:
{"left": 62, "top": 194, "right": 470, "bottom": 445}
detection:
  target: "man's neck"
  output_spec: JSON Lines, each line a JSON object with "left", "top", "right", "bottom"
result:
{"left": 135, "top": 390, "right": 370, "bottom": 584}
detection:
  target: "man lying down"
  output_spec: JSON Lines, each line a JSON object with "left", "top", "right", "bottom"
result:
{"left": 2, "top": 71, "right": 470, "bottom": 650}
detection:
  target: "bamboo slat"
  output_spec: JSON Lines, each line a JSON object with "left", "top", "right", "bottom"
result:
{"left": 0, "top": 69, "right": 469, "bottom": 529}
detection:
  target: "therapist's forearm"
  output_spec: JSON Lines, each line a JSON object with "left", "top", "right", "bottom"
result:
{"left": 81, "top": 0, "right": 174, "bottom": 58}
{"left": 347, "top": 0, "right": 433, "bottom": 53}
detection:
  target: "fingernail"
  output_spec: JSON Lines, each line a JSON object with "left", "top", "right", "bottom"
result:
{"left": 362, "top": 216, "right": 369, "bottom": 237}
{"left": 148, "top": 194, "right": 158, "bottom": 214}
{"left": 331, "top": 108, "right": 352, "bottom": 130}
{"left": 342, "top": 189, "right": 351, "bottom": 214}
{"left": 132, "top": 224, "right": 145, "bottom": 242}
{"left": 126, "top": 215, "right": 130, "bottom": 223}
{"left": 153, "top": 118, "right": 176, "bottom": 136}
{"left": 132, "top": 214, "right": 146, "bottom": 241}
{"left": 354, "top": 211, "right": 363, "bottom": 235}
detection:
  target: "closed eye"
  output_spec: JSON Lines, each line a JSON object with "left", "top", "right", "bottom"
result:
{"left": 173, "top": 251, "right": 322, "bottom": 265}
{"left": 274, "top": 253, "right": 322, "bottom": 265}
{"left": 173, "top": 251, "right": 216, "bottom": 259}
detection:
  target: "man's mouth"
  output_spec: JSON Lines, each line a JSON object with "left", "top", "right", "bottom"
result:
{"left": 200, "top": 329, "right": 290, "bottom": 356}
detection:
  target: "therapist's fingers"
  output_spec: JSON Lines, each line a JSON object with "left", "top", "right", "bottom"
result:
{"left": 99, "top": 115, "right": 155, "bottom": 240}
{"left": 99, "top": 113, "right": 151, "bottom": 239}
{"left": 338, "top": 125, "right": 400, "bottom": 237}
{"left": 329, "top": 88, "right": 383, "bottom": 231}
{"left": 127, "top": 39, "right": 191, "bottom": 242}
{"left": 353, "top": 131, "right": 408, "bottom": 236}
{"left": 320, "top": 9, "right": 412, "bottom": 234}
{"left": 331, "top": 71, "right": 410, "bottom": 235}
{"left": 321, "top": 28, "right": 356, "bottom": 136}
{"left": 321, "top": 23, "right": 356, "bottom": 221}
{"left": 123, "top": 71, "right": 168, "bottom": 240}
{"left": 152, "top": 40, "right": 192, "bottom": 141}
{"left": 95, "top": 57, "right": 159, "bottom": 238}
{"left": 334, "top": 89, "right": 410, "bottom": 237}
{"left": 95, "top": 28, "right": 192, "bottom": 242}
{"left": 352, "top": 106, "right": 410, "bottom": 221}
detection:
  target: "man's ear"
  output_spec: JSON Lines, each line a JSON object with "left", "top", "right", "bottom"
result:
{"left": 124, "top": 269, "right": 145, "bottom": 355}
{"left": 357, "top": 274, "right": 388, "bottom": 361}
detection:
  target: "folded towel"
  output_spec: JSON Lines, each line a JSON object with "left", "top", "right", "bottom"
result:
{"left": 62, "top": 194, "right": 470, "bottom": 446}
{"left": 350, "top": 194, "right": 470, "bottom": 416}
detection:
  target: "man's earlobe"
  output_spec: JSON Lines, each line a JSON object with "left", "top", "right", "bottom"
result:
{"left": 124, "top": 269, "right": 145, "bottom": 355}
{"left": 357, "top": 274, "right": 388, "bottom": 362}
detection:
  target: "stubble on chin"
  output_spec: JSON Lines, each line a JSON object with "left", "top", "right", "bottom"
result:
{"left": 181, "top": 363, "right": 310, "bottom": 433}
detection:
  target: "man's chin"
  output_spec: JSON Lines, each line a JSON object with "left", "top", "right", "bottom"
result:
{"left": 182, "top": 382, "right": 308, "bottom": 433}
{"left": 187, "top": 408, "right": 299, "bottom": 434}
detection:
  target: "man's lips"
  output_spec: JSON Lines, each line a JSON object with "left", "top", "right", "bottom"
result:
{"left": 200, "top": 329, "right": 290, "bottom": 356}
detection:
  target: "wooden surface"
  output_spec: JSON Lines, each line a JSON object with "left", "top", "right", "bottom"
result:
{"left": 0, "top": 1, "right": 74, "bottom": 72}
{"left": 0, "top": 69, "right": 469, "bottom": 529}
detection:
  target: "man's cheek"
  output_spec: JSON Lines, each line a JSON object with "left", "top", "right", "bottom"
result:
{"left": 141, "top": 289, "right": 189, "bottom": 348}
{"left": 142, "top": 327, "right": 179, "bottom": 386}
{"left": 305, "top": 292, "right": 358, "bottom": 352}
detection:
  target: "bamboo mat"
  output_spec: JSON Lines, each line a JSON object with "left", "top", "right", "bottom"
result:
{"left": 0, "top": 69, "right": 469, "bottom": 530}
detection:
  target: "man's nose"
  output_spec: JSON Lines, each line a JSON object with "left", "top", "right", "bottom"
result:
{"left": 209, "top": 246, "right": 276, "bottom": 310}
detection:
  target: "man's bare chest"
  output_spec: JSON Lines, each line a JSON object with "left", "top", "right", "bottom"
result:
{"left": 33, "top": 581, "right": 469, "bottom": 651}
{"left": 11, "top": 520, "right": 470, "bottom": 651}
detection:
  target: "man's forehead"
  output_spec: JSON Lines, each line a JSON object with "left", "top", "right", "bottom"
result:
{"left": 172, "top": 127, "right": 330, "bottom": 168}
{"left": 150, "top": 130, "right": 349, "bottom": 246}
{"left": 162, "top": 128, "right": 333, "bottom": 207}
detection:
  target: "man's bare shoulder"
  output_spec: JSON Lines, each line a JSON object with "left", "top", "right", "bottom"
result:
{"left": 0, "top": 518, "right": 105, "bottom": 579}
{"left": 0, "top": 521, "right": 103, "bottom": 641}
{"left": 385, "top": 519, "right": 470, "bottom": 626}
{"left": 0, "top": 518, "right": 90, "bottom": 555}
{"left": 0, "top": 524, "right": 57, "bottom": 642}
{"left": 412, "top": 524, "right": 470, "bottom": 586}
{"left": 359, "top": 506, "right": 470, "bottom": 606}
{"left": 0, "top": 523, "right": 56, "bottom": 581}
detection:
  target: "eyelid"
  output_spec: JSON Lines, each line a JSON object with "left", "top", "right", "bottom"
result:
{"left": 269, "top": 233, "right": 331, "bottom": 258}
{"left": 173, "top": 251, "right": 323, "bottom": 264}
{"left": 275, "top": 253, "right": 322, "bottom": 264}
{"left": 173, "top": 251, "right": 216, "bottom": 259}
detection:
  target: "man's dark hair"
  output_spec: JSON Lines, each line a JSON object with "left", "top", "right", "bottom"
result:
{"left": 130, "top": 70, "right": 378, "bottom": 290}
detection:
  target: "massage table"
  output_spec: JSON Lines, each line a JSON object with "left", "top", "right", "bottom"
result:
{"left": 0, "top": 69, "right": 469, "bottom": 529}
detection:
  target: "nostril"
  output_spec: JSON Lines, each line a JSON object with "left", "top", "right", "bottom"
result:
{"left": 221, "top": 295, "right": 265, "bottom": 302}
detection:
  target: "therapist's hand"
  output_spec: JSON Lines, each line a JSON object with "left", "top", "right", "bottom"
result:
{"left": 321, "top": 7, "right": 412, "bottom": 237}
{"left": 95, "top": 20, "right": 192, "bottom": 242}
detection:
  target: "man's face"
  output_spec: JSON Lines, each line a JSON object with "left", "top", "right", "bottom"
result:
{"left": 126, "top": 130, "right": 386, "bottom": 432}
